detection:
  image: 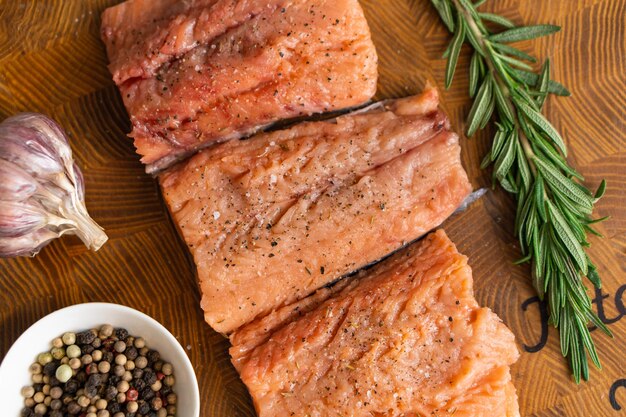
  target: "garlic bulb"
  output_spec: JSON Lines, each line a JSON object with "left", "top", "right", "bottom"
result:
{"left": 0, "top": 113, "right": 108, "bottom": 257}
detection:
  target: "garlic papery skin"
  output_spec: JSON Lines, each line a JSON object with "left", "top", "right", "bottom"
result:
{"left": 0, "top": 113, "right": 108, "bottom": 257}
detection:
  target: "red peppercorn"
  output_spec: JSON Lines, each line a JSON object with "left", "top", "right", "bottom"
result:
{"left": 126, "top": 388, "right": 139, "bottom": 402}
{"left": 156, "top": 372, "right": 165, "bottom": 381}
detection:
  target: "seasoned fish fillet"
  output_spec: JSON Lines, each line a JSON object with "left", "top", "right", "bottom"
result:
{"left": 230, "top": 230, "right": 520, "bottom": 417}
{"left": 101, "top": 0, "right": 378, "bottom": 172}
{"left": 160, "top": 87, "right": 472, "bottom": 333}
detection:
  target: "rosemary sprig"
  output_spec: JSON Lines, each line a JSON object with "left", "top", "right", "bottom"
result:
{"left": 430, "top": 0, "right": 611, "bottom": 382}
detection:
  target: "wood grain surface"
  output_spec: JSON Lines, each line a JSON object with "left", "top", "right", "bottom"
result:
{"left": 0, "top": 1, "right": 625, "bottom": 416}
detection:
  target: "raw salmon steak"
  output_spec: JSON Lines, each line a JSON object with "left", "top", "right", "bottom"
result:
{"left": 230, "top": 230, "right": 520, "bottom": 417}
{"left": 160, "top": 87, "right": 472, "bottom": 333}
{"left": 101, "top": 0, "right": 378, "bottom": 172}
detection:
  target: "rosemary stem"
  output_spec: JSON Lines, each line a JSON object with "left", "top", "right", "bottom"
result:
{"left": 453, "top": 0, "right": 538, "bottom": 174}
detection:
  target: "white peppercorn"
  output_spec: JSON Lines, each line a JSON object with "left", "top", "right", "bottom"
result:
{"left": 114, "top": 354, "right": 127, "bottom": 366}
{"left": 33, "top": 392, "right": 45, "bottom": 404}
{"left": 21, "top": 386, "right": 35, "bottom": 398}
{"left": 50, "top": 386, "right": 63, "bottom": 399}
{"left": 162, "top": 363, "right": 173, "bottom": 376}
{"left": 135, "top": 356, "right": 148, "bottom": 369}
{"left": 116, "top": 380, "right": 129, "bottom": 393}
{"left": 126, "top": 401, "right": 138, "bottom": 413}
{"left": 69, "top": 357, "right": 82, "bottom": 370}
{"left": 99, "top": 324, "right": 113, "bottom": 338}
{"left": 98, "top": 361, "right": 111, "bottom": 374}
{"left": 34, "top": 403, "right": 47, "bottom": 415}
{"left": 52, "top": 337, "right": 64, "bottom": 349}
{"left": 92, "top": 349, "right": 103, "bottom": 362}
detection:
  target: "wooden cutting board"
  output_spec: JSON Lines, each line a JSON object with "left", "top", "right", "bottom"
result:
{"left": 0, "top": 1, "right": 624, "bottom": 415}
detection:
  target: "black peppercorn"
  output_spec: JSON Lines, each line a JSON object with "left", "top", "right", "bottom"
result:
{"left": 103, "top": 351, "right": 114, "bottom": 363}
{"left": 75, "top": 371, "right": 87, "bottom": 383}
{"left": 132, "top": 369, "right": 143, "bottom": 380}
{"left": 33, "top": 383, "right": 44, "bottom": 392}
{"left": 126, "top": 346, "right": 138, "bottom": 360}
{"left": 104, "top": 385, "right": 118, "bottom": 401}
{"left": 133, "top": 378, "right": 146, "bottom": 391}
{"left": 81, "top": 344, "right": 95, "bottom": 355}
{"left": 143, "top": 370, "right": 157, "bottom": 385}
{"left": 138, "top": 400, "right": 150, "bottom": 414}
{"left": 85, "top": 374, "right": 103, "bottom": 398}
{"left": 76, "top": 330, "right": 96, "bottom": 345}
{"left": 20, "top": 407, "right": 34, "bottom": 417}
{"left": 43, "top": 360, "right": 59, "bottom": 377}
{"left": 107, "top": 401, "right": 122, "bottom": 414}
{"left": 147, "top": 350, "right": 160, "bottom": 364}
{"left": 108, "top": 375, "right": 121, "bottom": 386}
{"left": 49, "top": 411, "right": 63, "bottom": 417}
{"left": 141, "top": 386, "right": 155, "bottom": 401}
{"left": 49, "top": 376, "right": 60, "bottom": 387}
{"left": 115, "top": 328, "right": 129, "bottom": 340}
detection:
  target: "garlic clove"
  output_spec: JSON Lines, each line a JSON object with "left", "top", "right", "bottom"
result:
{"left": 0, "top": 228, "right": 60, "bottom": 258}
{"left": 0, "top": 124, "right": 64, "bottom": 177}
{"left": 0, "top": 200, "right": 75, "bottom": 238}
{"left": 0, "top": 159, "right": 38, "bottom": 201}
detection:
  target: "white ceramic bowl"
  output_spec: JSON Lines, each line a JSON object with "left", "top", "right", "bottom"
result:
{"left": 0, "top": 303, "right": 200, "bottom": 416}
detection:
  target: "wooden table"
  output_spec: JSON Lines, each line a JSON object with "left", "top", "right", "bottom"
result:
{"left": 1, "top": 1, "right": 624, "bottom": 415}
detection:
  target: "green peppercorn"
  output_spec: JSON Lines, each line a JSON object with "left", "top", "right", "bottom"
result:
{"left": 37, "top": 352, "right": 53, "bottom": 366}
{"left": 50, "top": 347, "right": 65, "bottom": 360}
{"left": 55, "top": 364, "right": 73, "bottom": 383}
{"left": 62, "top": 332, "right": 76, "bottom": 346}
{"left": 67, "top": 344, "right": 81, "bottom": 359}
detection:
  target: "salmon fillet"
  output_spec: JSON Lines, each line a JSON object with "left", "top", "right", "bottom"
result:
{"left": 230, "top": 230, "right": 520, "bottom": 417}
{"left": 101, "top": 0, "right": 378, "bottom": 172}
{"left": 160, "top": 87, "right": 472, "bottom": 333}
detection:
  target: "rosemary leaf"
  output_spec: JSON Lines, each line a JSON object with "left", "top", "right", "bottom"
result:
{"left": 478, "top": 12, "right": 515, "bottom": 28}
{"left": 489, "top": 24, "right": 561, "bottom": 43}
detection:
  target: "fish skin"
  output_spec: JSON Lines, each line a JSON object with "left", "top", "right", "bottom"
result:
{"left": 160, "top": 87, "right": 472, "bottom": 334}
{"left": 101, "top": 0, "right": 378, "bottom": 172}
{"left": 230, "top": 230, "right": 520, "bottom": 417}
